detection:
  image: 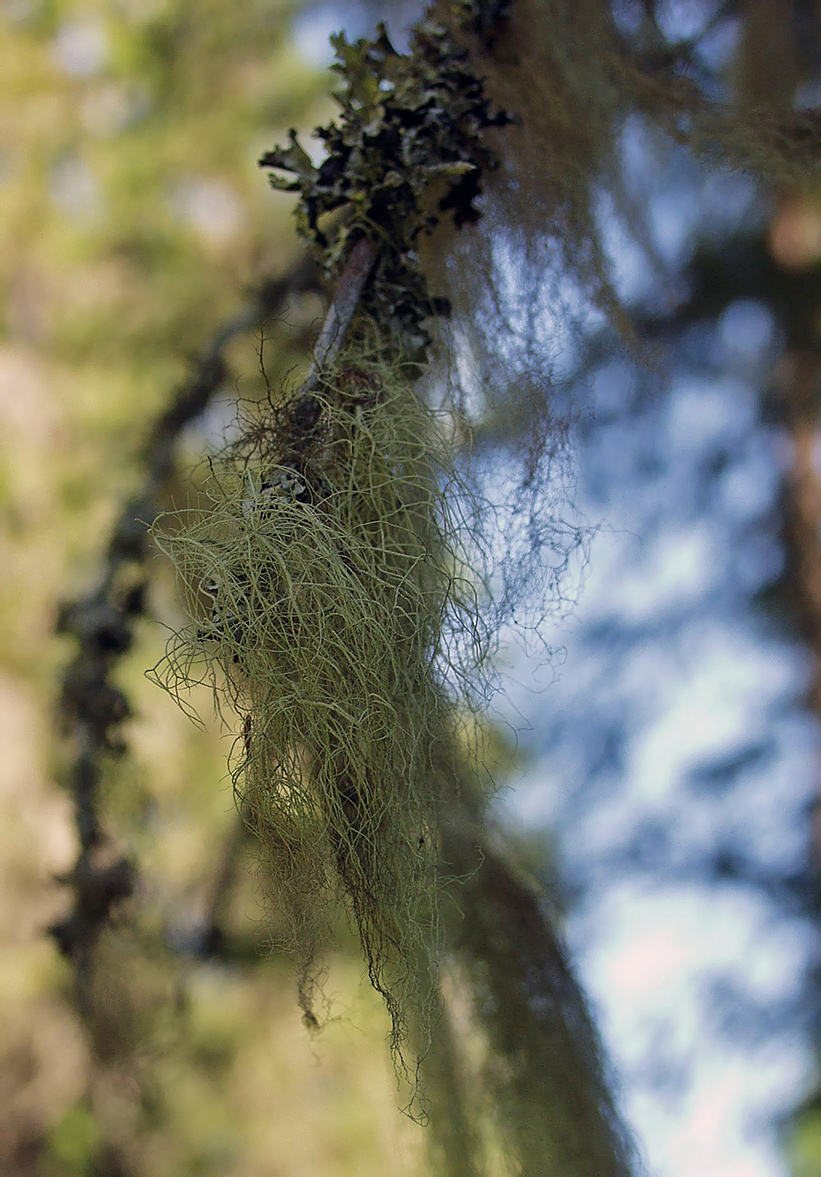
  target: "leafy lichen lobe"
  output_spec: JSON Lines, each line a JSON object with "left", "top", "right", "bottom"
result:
{"left": 260, "top": 21, "right": 509, "bottom": 347}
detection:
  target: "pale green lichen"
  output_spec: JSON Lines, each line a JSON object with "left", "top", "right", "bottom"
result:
{"left": 154, "top": 354, "right": 488, "bottom": 1086}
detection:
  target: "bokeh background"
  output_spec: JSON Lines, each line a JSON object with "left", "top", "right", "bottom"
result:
{"left": 2, "top": 1, "right": 820, "bottom": 1174}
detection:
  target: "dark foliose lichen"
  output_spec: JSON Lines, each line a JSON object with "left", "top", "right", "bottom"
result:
{"left": 259, "top": 21, "right": 510, "bottom": 348}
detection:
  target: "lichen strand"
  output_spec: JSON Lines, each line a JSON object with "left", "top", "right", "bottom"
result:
{"left": 432, "top": 0, "right": 821, "bottom": 322}
{"left": 155, "top": 357, "right": 484, "bottom": 1078}
{"left": 259, "top": 21, "right": 509, "bottom": 350}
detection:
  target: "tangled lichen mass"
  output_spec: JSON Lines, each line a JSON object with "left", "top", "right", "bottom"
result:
{"left": 154, "top": 353, "right": 488, "bottom": 1080}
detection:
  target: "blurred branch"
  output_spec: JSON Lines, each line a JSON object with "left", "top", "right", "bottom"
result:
{"left": 192, "top": 810, "right": 250, "bottom": 959}
{"left": 635, "top": 230, "right": 821, "bottom": 345}
{"left": 49, "top": 254, "right": 320, "bottom": 1000}
{"left": 440, "top": 795, "right": 637, "bottom": 1175}
{"left": 50, "top": 236, "right": 379, "bottom": 986}
{"left": 778, "top": 352, "right": 821, "bottom": 682}
{"left": 577, "top": 841, "right": 820, "bottom": 915}
{"left": 776, "top": 348, "right": 821, "bottom": 865}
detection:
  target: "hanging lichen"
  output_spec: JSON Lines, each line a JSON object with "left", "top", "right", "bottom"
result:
{"left": 421, "top": 0, "right": 821, "bottom": 540}
{"left": 156, "top": 355, "right": 486, "bottom": 1070}
{"left": 430, "top": 0, "right": 821, "bottom": 313}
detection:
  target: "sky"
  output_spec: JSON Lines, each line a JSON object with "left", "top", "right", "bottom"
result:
{"left": 499, "top": 334, "right": 818, "bottom": 1175}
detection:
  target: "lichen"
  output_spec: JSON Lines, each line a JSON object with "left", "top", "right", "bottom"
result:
{"left": 260, "top": 20, "right": 509, "bottom": 350}
{"left": 153, "top": 352, "right": 488, "bottom": 1089}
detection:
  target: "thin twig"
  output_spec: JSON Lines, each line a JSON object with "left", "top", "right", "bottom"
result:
{"left": 303, "top": 236, "right": 380, "bottom": 393}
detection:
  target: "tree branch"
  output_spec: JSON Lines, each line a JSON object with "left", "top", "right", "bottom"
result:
{"left": 50, "top": 256, "right": 319, "bottom": 986}
{"left": 303, "top": 235, "right": 380, "bottom": 393}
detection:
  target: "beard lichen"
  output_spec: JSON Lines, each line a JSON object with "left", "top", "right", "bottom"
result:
{"left": 154, "top": 351, "right": 489, "bottom": 1089}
